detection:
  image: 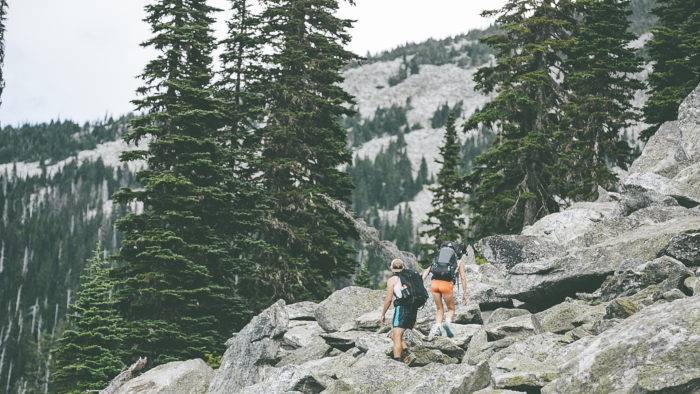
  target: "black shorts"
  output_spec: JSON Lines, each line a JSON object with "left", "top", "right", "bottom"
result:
{"left": 392, "top": 303, "right": 417, "bottom": 329}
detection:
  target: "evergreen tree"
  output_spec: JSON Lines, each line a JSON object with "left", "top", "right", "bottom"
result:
{"left": 464, "top": 0, "right": 573, "bottom": 239}
{"left": 642, "top": 0, "right": 700, "bottom": 140}
{"left": 50, "top": 245, "right": 126, "bottom": 393}
{"left": 113, "top": 0, "right": 249, "bottom": 366}
{"left": 217, "top": 0, "right": 280, "bottom": 313}
{"left": 559, "top": 0, "right": 644, "bottom": 200}
{"left": 353, "top": 261, "right": 372, "bottom": 288}
{"left": 420, "top": 114, "right": 466, "bottom": 254}
{"left": 218, "top": 0, "right": 265, "bottom": 148}
{"left": 0, "top": 0, "right": 7, "bottom": 105}
{"left": 258, "top": 0, "right": 358, "bottom": 302}
{"left": 417, "top": 156, "right": 429, "bottom": 187}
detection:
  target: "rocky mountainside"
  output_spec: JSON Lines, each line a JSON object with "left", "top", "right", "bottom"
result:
{"left": 107, "top": 83, "right": 700, "bottom": 394}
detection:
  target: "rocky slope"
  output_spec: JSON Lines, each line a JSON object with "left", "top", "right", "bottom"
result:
{"left": 107, "top": 84, "right": 700, "bottom": 394}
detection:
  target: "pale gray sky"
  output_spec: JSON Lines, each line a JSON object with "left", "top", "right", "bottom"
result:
{"left": 0, "top": 0, "right": 502, "bottom": 126}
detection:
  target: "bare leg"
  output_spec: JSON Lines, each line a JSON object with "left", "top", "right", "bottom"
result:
{"left": 432, "top": 292, "right": 444, "bottom": 324}
{"left": 443, "top": 292, "right": 456, "bottom": 323}
{"left": 392, "top": 328, "right": 405, "bottom": 359}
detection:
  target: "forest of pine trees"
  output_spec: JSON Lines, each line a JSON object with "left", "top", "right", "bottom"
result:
{"left": 1, "top": 0, "right": 699, "bottom": 390}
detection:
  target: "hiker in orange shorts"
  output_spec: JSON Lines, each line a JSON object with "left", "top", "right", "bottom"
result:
{"left": 422, "top": 242, "right": 469, "bottom": 339}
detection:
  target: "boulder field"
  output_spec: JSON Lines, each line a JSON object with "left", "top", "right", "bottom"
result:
{"left": 107, "top": 86, "right": 700, "bottom": 393}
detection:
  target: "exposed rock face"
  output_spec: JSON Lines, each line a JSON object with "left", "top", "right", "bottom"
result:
{"left": 485, "top": 308, "right": 530, "bottom": 325}
{"left": 593, "top": 256, "right": 692, "bottom": 301}
{"left": 476, "top": 235, "right": 562, "bottom": 269}
{"left": 626, "top": 83, "right": 700, "bottom": 206}
{"left": 533, "top": 300, "right": 604, "bottom": 334}
{"left": 285, "top": 301, "right": 318, "bottom": 321}
{"left": 314, "top": 286, "right": 384, "bottom": 332}
{"left": 114, "top": 359, "right": 214, "bottom": 394}
{"left": 488, "top": 333, "right": 565, "bottom": 391}
{"left": 543, "top": 297, "right": 700, "bottom": 394}
{"left": 665, "top": 232, "right": 700, "bottom": 266}
{"left": 208, "top": 300, "right": 289, "bottom": 393}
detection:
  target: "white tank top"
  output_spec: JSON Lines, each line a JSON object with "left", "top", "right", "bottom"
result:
{"left": 393, "top": 276, "right": 403, "bottom": 298}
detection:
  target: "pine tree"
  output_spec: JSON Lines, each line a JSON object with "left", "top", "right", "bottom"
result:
{"left": 642, "top": 0, "right": 700, "bottom": 140}
{"left": 464, "top": 0, "right": 573, "bottom": 239}
{"left": 257, "top": 0, "right": 358, "bottom": 302}
{"left": 218, "top": 0, "right": 265, "bottom": 148}
{"left": 417, "top": 156, "right": 429, "bottom": 187}
{"left": 420, "top": 114, "right": 466, "bottom": 255}
{"left": 0, "top": 0, "right": 8, "bottom": 105}
{"left": 113, "top": 0, "right": 249, "bottom": 366}
{"left": 50, "top": 245, "right": 126, "bottom": 393}
{"left": 559, "top": 0, "right": 644, "bottom": 200}
{"left": 353, "top": 261, "right": 372, "bottom": 288}
{"left": 217, "top": 0, "right": 280, "bottom": 313}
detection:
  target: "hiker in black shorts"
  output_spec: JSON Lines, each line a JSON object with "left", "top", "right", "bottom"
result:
{"left": 378, "top": 258, "right": 418, "bottom": 363}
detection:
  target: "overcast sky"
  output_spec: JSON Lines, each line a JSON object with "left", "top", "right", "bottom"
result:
{"left": 0, "top": 0, "right": 503, "bottom": 126}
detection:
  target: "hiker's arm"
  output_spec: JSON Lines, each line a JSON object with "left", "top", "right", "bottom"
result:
{"left": 421, "top": 267, "right": 431, "bottom": 280}
{"left": 379, "top": 278, "right": 394, "bottom": 324}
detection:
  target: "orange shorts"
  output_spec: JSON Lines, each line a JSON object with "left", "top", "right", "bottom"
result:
{"left": 431, "top": 280, "right": 454, "bottom": 295}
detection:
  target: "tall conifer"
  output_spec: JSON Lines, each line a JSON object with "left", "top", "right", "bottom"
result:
{"left": 217, "top": 0, "right": 280, "bottom": 312}
{"left": 642, "top": 0, "right": 700, "bottom": 140}
{"left": 258, "top": 0, "right": 358, "bottom": 302}
{"left": 559, "top": 0, "right": 644, "bottom": 200}
{"left": 420, "top": 114, "right": 466, "bottom": 259}
{"left": 465, "top": 0, "right": 573, "bottom": 239}
{"left": 51, "top": 246, "right": 126, "bottom": 393}
{"left": 113, "top": 0, "right": 249, "bottom": 365}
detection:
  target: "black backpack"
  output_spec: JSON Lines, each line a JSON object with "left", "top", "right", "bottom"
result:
{"left": 431, "top": 242, "right": 463, "bottom": 282}
{"left": 395, "top": 269, "right": 429, "bottom": 309}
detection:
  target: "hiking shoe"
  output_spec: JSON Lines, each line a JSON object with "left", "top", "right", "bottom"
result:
{"left": 428, "top": 323, "right": 442, "bottom": 340}
{"left": 442, "top": 322, "right": 454, "bottom": 338}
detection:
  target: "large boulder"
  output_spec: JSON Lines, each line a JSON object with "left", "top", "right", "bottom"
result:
{"left": 285, "top": 301, "right": 318, "bottom": 321}
{"left": 521, "top": 202, "right": 624, "bottom": 245}
{"left": 623, "top": 172, "right": 699, "bottom": 207}
{"left": 475, "top": 235, "right": 563, "bottom": 269}
{"left": 485, "top": 308, "right": 531, "bottom": 325}
{"left": 282, "top": 321, "right": 323, "bottom": 349}
{"left": 594, "top": 256, "right": 692, "bottom": 301}
{"left": 314, "top": 286, "right": 385, "bottom": 332}
{"left": 501, "top": 211, "right": 700, "bottom": 309}
{"left": 628, "top": 83, "right": 700, "bottom": 179}
{"left": 276, "top": 337, "right": 331, "bottom": 367}
{"left": 543, "top": 297, "right": 700, "bottom": 393}
{"left": 115, "top": 359, "right": 214, "bottom": 394}
{"left": 488, "top": 333, "right": 565, "bottom": 391}
{"left": 462, "top": 262, "right": 512, "bottom": 308}
{"left": 325, "top": 354, "right": 491, "bottom": 393}
{"left": 664, "top": 232, "right": 700, "bottom": 266}
{"left": 242, "top": 352, "right": 357, "bottom": 394}
{"left": 533, "top": 300, "right": 604, "bottom": 334}
{"left": 208, "top": 300, "right": 289, "bottom": 393}
{"left": 484, "top": 314, "right": 538, "bottom": 342}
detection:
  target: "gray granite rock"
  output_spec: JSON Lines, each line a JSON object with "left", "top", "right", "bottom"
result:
{"left": 543, "top": 297, "right": 700, "bottom": 393}
{"left": 285, "top": 301, "right": 318, "bottom": 321}
{"left": 314, "top": 286, "right": 385, "bottom": 332}
{"left": 208, "top": 300, "right": 288, "bottom": 393}
{"left": 116, "top": 359, "right": 214, "bottom": 394}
